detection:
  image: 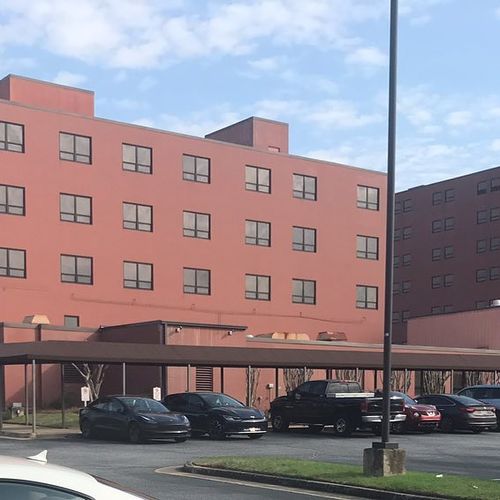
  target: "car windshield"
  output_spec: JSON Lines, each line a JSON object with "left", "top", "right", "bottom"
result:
{"left": 474, "top": 388, "right": 500, "bottom": 399}
{"left": 453, "top": 395, "right": 485, "bottom": 406}
{"left": 200, "top": 393, "right": 245, "bottom": 408}
{"left": 120, "top": 397, "right": 169, "bottom": 414}
{"left": 392, "top": 392, "right": 416, "bottom": 405}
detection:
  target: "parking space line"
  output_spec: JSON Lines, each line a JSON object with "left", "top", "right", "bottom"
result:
{"left": 155, "top": 467, "right": 356, "bottom": 499}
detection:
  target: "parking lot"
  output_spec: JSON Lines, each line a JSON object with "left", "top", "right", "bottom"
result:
{"left": 1, "top": 428, "right": 500, "bottom": 499}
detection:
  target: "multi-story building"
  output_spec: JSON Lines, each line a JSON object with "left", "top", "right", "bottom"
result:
{"left": 393, "top": 166, "right": 500, "bottom": 343}
{"left": 0, "top": 74, "right": 386, "bottom": 344}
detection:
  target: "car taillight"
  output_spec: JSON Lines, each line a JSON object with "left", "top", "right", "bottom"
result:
{"left": 460, "top": 407, "right": 475, "bottom": 413}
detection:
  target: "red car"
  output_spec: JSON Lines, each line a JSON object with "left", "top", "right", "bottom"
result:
{"left": 390, "top": 392, "right": 441, "bottom": 433}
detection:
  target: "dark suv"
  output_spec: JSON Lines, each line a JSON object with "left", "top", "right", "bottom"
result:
{"left": 457, "top": 385, "right": 500, "bottom": 427}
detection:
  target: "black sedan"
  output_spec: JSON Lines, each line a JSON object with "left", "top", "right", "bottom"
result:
{"left": 415, "top": 394, "right": 497, "bottom": 433}
{"left": 164, "top": 392, "right": 267, "bottom": 439}
{"left": 79, "top": 395, "right": 191, "bottom": 443}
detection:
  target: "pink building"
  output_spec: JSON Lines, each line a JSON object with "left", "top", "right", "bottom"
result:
{"left": 0, "top": 74, "right": 387, "bottom": 406}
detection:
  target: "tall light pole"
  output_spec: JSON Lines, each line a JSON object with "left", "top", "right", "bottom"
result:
{"left": 381, "top": 0, "right": 398, "bottom": 447}
{"left": 364, "top": 0, "right": 405, "bottom": 476}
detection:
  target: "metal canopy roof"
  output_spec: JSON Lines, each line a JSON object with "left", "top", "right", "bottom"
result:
{"left": 0, "top": 341, "right": 499, "bottom": 371}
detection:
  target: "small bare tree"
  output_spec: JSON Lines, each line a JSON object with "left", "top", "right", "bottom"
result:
{"left": 334, "top": 369, "right": 362, "bottom": 383}
{"left": 283, "top": 368, "right": 313, "bottom": 392}
{"left": 72, "top": 363, "right": 108, "bottom": 401}
{"left": 422, "top": 370, "right": 451, "bottom": 395}
{"left": 246, "top": 367, "right": 261, "bottom": 406}
{"left": 391, "top": 370, "right": 411, "bottom": 393}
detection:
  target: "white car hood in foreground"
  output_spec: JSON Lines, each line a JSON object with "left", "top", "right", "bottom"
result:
{"left": 0, "top": 454, "right": 151, "bottom": 499}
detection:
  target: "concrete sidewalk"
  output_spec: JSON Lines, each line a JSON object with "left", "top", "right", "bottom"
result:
{"left": 0, "top": 423, "right": 80, "bottom": 439}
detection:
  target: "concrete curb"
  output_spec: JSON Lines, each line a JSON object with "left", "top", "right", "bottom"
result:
{"left": 0, "top": 430, "right": 79, "bottom": 440}
{"left": 183, "top": 462, "right": 446, "bottom": 500}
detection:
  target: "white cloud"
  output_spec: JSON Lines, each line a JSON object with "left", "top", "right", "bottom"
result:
{"left": 445, "top": 110, "right": 472, "bottom": 127}
{"left": 248, "top": 57, "right": 281, "bottom": 72}
{"left": 52, "top": 70, "right": 87, "bottom": 86}
{"left": 345, "top": 46, "right": 387, "bottom": 67}
{"left": 0, "top": 0, "right": 389, "bottom": 69}
{"left": 306, "top": 99, "right": 383, "bottom": 128}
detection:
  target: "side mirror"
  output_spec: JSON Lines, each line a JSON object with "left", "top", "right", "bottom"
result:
{"left": 287, "top": 391, "right": 292, "bottom": 398}
{"left": 294, "top": 393, "right": 301, "bottom": 400}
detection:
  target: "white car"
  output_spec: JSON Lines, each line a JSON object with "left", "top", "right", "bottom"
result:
{"left": 0, "top": 451, "right": 155, "bottom": 499}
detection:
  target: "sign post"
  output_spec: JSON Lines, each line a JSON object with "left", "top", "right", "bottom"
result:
{"left": 81, "top": 386, "right": 90, "bottom": 407}
{"left": 153, "top": 387, "right": 161, "bottom": 401}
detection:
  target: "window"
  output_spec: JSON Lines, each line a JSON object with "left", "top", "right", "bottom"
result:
{"left": 444, "top": 217, "right": 455, "bottom": 231}
{"left": 394, "top": 228, "right": 401, "bottom": 241}
{"left": 0, "top": 481, "right": 87, "bottom": 500}
{"left": 395, "top": 201, "right": 402, "bottom": 214}
{"left": 0, "top": 247, "right": 26, "bottom": 278}
{"left": 477, "top": 239, "right": 487, "bottom": 253}
{"left": 59, "top": 132, "right": 91, "bottom": 164}
{"left": 402, "top": 199, "right": 413, "bottom": 212}
{"left": 444, "top": 245, "right": 454, "bottom": 259}
{"left": 444, "top": 274, "right": 454, "bottom": 287}
{"left": 402, "top": 280, "right": 411, "bottom": 294}
{"left": 122, "top": 143, "right": 152, "bottom": 174}
{"left": 402, "top": 227, "right": 412, "bottom": 240}
{"left": 490, "top": 267, "right": 500, "bottom": 281}
{"left": 0, "top": 184, "right": 24, "bottom": 215}
{"left": 431, "top": 276, "right": 442, "bottom": 289}
{"left": 293, "top": 226, "right": 316, "bottom": 252}
{"left": 402, "top": 310, "right": 410, "bottom": 322}
{"left": 356, "top": 285, "right": 378, "bottom": 309}
{"left": 0, "top": 120, "right": 24, "bottom": 152}
{"left": 393, "top": 256, "right": 399, "bottom": 268}
{"left": 60, "top": 194, "right": 92, "bottom": 224}
{"left": 64, "top": 315, "right": 80, "bottom": 328}
{"left": 402, "top": 254, "right": 411, "bottom": 267}
{"left": 392, "top": 311, "right": 400, "bottom": 323}
{"left": 356, "top": 235, "right": 378, "bottom": 260}
{"left": 491, "top": 177, "right": 500, "bottom": 192}
{"left": 60, "top": 255, "right": 92, "bottom": 284}
{"left": 431, "top": 306, "right": 442, "bottom": 314}
{"left": 183, "top": 267, "right": 210, "bottom": 295}
{"left": 245, "top": 166, "right": 270, "bottom": 193}
{"left": 491, "top": 237, "right": 500, "bottom": 251}
{"left": 123, "top": 202, "right": 152, "bottom": 232}
{"left": 393, "top": 282, "right": 400, "bottom": 295}
{"left": 245, "top": 220, "right": 271, "bottom": 246}
{"left": 477, "top": 210, "right": 488, "bottom": 224}
{"left": 477, "top": 181, "right": 488, "bottom": 195}
{"left": 293, "top": 174, "right": 317, "bottom": 200}
{"left": 444, "top": 189, "right": 455, "bottom": 202}
{"left": 432, "top": 220, "right": 442, "bottom": 233}
{"left": 183, "top": 154, "right": 210, "bottom": 183}
{"left": 245, "top": 274, "right": 271, "bottom": 301}
{"left": 432, "top": 248, "right": 442, "bottom": 261}
{"left": 357, "top": 185, "right": 379, "bottom": 210}
{"left": 183, "top": 211, "right": 210, "bottom": 239}
{"left": 293, "top": 279, "right": 316, "bottom": 304}
{"left": 491, "top": 207, "right": 500, "bottom": 221}
{"left": 443, "top": 305, "right": 454, "bottom": 313}
{"left": 476, "top": 269, "right": 488, "bottom": 283}
{"left": 124, "top": 261, "right": 153, "bottom": 290}
{"left": 196, "top": 366, "right": 214, "bottom": 391}
{"left": 432, "top": 191, "right": 442, "bottom": 205}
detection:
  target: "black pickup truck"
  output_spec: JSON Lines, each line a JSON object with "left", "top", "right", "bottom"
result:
{"left": 270, "top": 379, "right": 405, "bottom": 436}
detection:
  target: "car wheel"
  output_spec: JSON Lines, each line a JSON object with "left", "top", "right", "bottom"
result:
{"left": 208, "top": 418, "right": 226, "bottom": 440}
{"left": 248, "top": 434, "right": 264, "bottom": 440}
{"left": 472, "top": 428, "right": 483, "bottom": 434}
{"left": 440, "top": 417, "right": 454, "bottom": 433}
{"left": 128, "top": 424, "right": 143, "bottom": 444}
{"left": 174, "top": 437, "right": 187, "bottom": 442}
{"left": 81, "top": 420, "right": 93, "bottom": 440}
{"left": 271, "top": 413, "right": 289, "bottom": 433}
{"left": 333, "top": 415, "right": 352, "bottom": 437}
{"left": 307, "top": 425, "right": 324, "bottom": 434}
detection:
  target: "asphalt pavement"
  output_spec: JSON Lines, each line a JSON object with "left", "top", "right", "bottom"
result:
{"left": 1, "top": 428, "right": 499, "bottom": 499}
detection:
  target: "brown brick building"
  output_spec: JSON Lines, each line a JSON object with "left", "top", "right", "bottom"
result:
{"left": 393, "top": 166, "right": 500, "bottom": 343}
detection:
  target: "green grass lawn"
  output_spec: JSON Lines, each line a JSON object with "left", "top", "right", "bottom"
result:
{"left": 4, "top": 410, "right": 80, "bottom": 429}
{"left": 194, "top": 457, "right": 500, "bottom": 500}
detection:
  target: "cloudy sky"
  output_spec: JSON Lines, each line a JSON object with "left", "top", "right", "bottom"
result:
{"left": 1, "top": 0, "right": 499, "bottom": 190}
